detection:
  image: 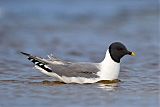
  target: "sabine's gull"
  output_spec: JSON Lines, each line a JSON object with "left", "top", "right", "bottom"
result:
{"left": 21, "top": 42, "right": 135, "bottom": 84}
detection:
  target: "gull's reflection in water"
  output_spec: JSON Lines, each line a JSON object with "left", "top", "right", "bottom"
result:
{"left": 28, "top": 80, "right": 120, "bottom": 90}
{"left": 96, "top": 80, "right": 120, "bottom": 91}
{"left": 28, "top": 80, "right": 66, "bottom": 86}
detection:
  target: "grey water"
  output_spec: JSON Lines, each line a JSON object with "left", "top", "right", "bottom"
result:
{"left": 0, "top": 0, "right": 159, "bottom": 107}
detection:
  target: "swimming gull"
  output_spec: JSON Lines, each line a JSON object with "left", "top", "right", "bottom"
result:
{"left": 21, "top": 42, "right": 135, "bottom": 84}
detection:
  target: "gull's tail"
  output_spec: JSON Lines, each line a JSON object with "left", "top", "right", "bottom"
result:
{"left": 20, "top": 52, "right": 52, "bottom": 72}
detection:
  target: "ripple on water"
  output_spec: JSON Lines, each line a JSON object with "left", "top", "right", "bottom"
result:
{"left": 0, "top": 0, "right": 158, "bottom": 107}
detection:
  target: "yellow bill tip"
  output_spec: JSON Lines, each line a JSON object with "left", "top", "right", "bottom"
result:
{"left": 131, "top": 52, "right": 136, "bottom": 56}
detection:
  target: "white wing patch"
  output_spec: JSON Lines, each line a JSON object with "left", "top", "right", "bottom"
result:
{"left": 35, "top": 65, "right": 63, "bottom": 82}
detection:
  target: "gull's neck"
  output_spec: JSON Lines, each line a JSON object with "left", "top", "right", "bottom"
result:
{"left": 98, "top": 50, "right": 120, "bottom": 80}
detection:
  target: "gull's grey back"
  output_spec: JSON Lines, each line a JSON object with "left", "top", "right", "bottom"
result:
{"left": 48, "top": 62, "right": 100, "bottom": 78}
{"left": 21, "top": 52, "right": 100, "bottom": 78}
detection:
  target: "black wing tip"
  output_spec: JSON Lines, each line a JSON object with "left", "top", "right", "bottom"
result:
{"left": 20, "top": 52, "right": 52, "bottom": 73}
{"left": 20, "top": 52, "right": 31, "bottom": 56}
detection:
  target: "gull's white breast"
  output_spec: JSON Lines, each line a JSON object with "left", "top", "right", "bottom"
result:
{"left": 97, "top": 50, "right": 120, "bottom": 80}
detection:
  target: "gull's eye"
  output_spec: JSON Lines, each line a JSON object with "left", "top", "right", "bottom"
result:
{"left": 117, "top": 48, "right": 123, "bottom": 51}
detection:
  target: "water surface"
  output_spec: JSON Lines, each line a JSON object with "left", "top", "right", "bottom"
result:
{"left": 0, "top": 0, "right": 159, "bottom": 107}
